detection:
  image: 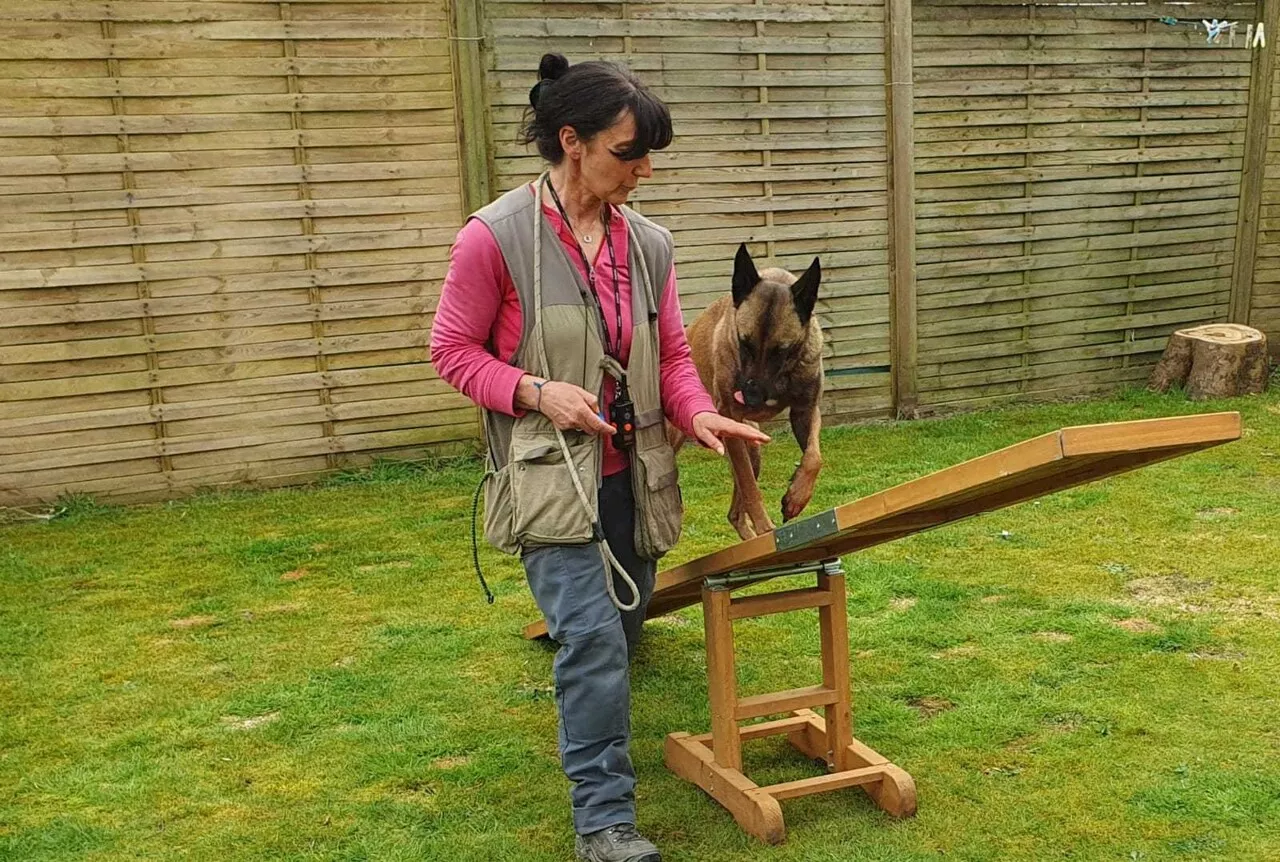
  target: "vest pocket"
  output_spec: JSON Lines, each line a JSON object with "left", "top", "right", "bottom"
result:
{"left": 482, "top": 465, "right": 519, "bottom": 555}
{"left": 631, "top": 442, "right": 683, "bottom": 560}
{"left": 510, "top": 433, "right": 598, "bottom": 547}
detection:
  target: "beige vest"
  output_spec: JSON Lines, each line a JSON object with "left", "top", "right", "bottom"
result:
{"left": 474, "top": 178, "right": 683, "bottom": 560}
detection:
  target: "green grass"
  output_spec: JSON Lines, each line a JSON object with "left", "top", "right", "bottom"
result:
{"left": 4, "top": 388, "right": 1280, "bottom": 862}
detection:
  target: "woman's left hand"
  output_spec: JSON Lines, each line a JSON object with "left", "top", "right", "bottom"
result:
{"left": 691, "top": 411, "right": 771, "bottom": 456}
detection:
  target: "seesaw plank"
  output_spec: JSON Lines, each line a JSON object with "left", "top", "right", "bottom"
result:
{"left": 523, "top": 412, "right": 1241, "bottom": 639}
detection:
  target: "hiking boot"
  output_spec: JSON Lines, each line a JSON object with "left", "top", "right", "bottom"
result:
{"left": 574, "top": 823, "right": 661, "bottom": 862}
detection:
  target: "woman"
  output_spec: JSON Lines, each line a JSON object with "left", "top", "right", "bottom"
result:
{"left": 429, "top": 53, "right": 768, "bottom": 862}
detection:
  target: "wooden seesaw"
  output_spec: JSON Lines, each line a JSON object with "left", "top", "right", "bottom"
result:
{"left": 522, "top": 413, "right": 1242, "bottom": 844}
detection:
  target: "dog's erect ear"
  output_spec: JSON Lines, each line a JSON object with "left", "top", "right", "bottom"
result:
{"left": 732, "top": 243, "right": 760, "bottom": 308}
{"left": 791, "top": 257, "right": 821, "bottom": 325}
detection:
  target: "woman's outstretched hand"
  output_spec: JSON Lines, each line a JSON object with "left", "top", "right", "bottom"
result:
{"left": 517, "top": 375, "right": 615, "bottom": 436}
{"left": 691, "top": 411, "right": 771, "bottom": 456}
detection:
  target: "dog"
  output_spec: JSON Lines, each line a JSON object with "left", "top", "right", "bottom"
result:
{"left": 670, "top": 243, "right": 824, "bottom": 541}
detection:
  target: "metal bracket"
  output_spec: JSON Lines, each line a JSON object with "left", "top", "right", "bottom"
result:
{"left": 773, "top": 508, "right": 840, "bottom": 551}
{"left": 704, "top": 557, "right": 844, "bottom": 592}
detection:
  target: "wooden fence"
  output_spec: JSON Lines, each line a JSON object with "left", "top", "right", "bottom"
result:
{"left": 2, "top": 0, "right": 1277, "bottom": 505}
{"left": 1, "top": 0, "right": 476, "bottom": 504}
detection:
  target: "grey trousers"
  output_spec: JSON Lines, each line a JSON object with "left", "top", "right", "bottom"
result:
{"left": 521, "top": 468, "right": 658, "bottom": 835}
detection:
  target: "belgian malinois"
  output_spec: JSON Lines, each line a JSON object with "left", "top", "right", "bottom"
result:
{"left": 670, "top": 243, "right": 824, "bottom": 540}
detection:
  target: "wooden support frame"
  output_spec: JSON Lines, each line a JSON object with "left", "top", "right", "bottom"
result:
{"left": 665, "top": 561, "right": 917, "bottom": 844}
{"left": 524, "top": 412, "right": 1241, "bottom": 842}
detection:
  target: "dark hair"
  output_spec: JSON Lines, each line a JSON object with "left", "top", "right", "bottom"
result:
{"left": 520, "top": 52, "right": 673, "bottom": 164}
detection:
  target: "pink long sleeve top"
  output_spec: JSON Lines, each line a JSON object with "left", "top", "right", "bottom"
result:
{"left": 429, "top": 186, "right": 717, "bottom": 477}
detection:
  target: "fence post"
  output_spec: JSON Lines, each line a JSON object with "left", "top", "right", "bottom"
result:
{"left": 448, "top": 0, "right": 492, "bottom": 446}
{"left": 451, "top": 0, "right": 492, "bottom": 215}
{"left": 886, "top": 0, "right": 918, "bottom": 416}
{"left": 1230, "top": 0, "right": 1277, "bottom": 325}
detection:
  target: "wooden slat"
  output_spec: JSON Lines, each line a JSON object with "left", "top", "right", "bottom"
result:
{"left": 762, "top": 765, "right": 888, "bottom": 800}
{"left": 728, "top": 587, "right": 832, "bottom": 620}
{"left": 735, "top": 685, "right": 840, "bottom": 721}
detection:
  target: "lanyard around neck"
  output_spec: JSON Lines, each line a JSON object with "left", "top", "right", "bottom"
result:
{"left": 545, "top": 177, "right": 624, "bottom": 361}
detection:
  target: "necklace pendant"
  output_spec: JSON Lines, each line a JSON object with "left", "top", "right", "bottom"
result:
{"left": 582, "top": 234, "right": 593, "bottom": 243}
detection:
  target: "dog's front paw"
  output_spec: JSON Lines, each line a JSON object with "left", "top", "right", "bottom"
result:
{"left": 751, "top": 512, "right": 776, "bottom": 536}
{"left": 729, "top": 510, "right": 757, "bottom": 541}
{"left": 781, "top": 483, "right": 814, "bottom": 523}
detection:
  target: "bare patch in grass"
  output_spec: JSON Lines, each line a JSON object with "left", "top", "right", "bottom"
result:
{"left": 983, "top": 764, "right": 1024, "bottom": 778}
{"left": 909, "top": 696, "right": 954, "bottom": 718}
{"left": 431, "top": 755, "right": 471, "bottom": 770}
{"left": 1187, "top": 649, "right": 1246, "bottom": 662}
{"left": 1033, "top": 631, "right": 1074, "bottom": 643}
{"left": 934, "top": 644, "right": 982, "bottom": 659}
{"left": 223, "top": 711, "right": 280, "bottom": 730}
{"left": 1126, "top": 574, "right": 1280, "bottom": 619}
{"left": 170, "top": 615, "right": 218, "bottom": 629}
{"left": 1196, "top": 507, "right": 1238, "bottom": 521}
{"left": 889, "top": 597, "right": 917, "bottom": 612}
{"left": 1113, "top": 617, "right": 1161, "bottom": 633}
{"left": 980, "top": 595, "right": 1005, "bottom": 604}
{"left": 1125, "top": 573, "right": 1213, "bottom": 608}
{"left": 280, "top": 568, "right": 308, "bottom": 582}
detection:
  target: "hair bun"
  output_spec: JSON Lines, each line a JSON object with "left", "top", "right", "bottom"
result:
{"left": 528, "top": 79, "right": 549, "bottom": 109}
{"left": 538, "top": 52, "right": 570, "bottom": 81}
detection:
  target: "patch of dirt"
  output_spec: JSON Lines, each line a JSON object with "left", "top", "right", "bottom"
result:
{"left": 1125, "top": 573, "right": 1213, "bottom": 609}
{"left": 1215, "top": 598, "right": 1280, "bottom": 620}
{"left": 889, "top": 597, "right": 918, "bottom": 612}
{"left": 170, "top": 615, "right": 218, "bottom": 629}
{"left": 1124, "top": 574, "right": 1280, "bottom": 620}
{"left": 333, "top": 655, "right": 356, "bottom": 667}
{"left": 280, "top": 568, "right": 308, "bottom": 582}
{"left": 980, "top": 595, "right": 1005, "bottom": 604}
{"left": 1033, "top": 631, "right": 1074, "bottom": 643}
{"left": 1195, "top": 507, "right": 1239, "bottom": 521}
{"left": 908, "top": 696, "right": 954, "bottom": 718}
{"left": 431, "top": 756, "right": 471, "bottom": 770}
{"left": 855, "top": 649, "right": 877, "bottom": 659}
{"left": 262, "top": 602, "right": 303, "bottom": 615}
{"left": 223, "top": 711, "right": 280, "bottom": 730}
{"left": 1113, "top": 618, "right": 1162, "bottom": 633}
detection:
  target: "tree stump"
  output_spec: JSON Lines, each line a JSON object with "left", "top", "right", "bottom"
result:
{"left": 1149, "top": 323, "right": 1270, "bottom": 400}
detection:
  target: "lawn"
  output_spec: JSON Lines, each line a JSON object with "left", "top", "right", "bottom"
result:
{"left": 3, "top": 388, "right": 1279, "bottom": 862}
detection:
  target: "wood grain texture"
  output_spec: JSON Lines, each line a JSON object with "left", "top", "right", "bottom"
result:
{"left": 522, "top": 412, "right": 1240, "bottom": 638}
{"left": 1, "top": 1, "right": 472, "bottom": 504}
